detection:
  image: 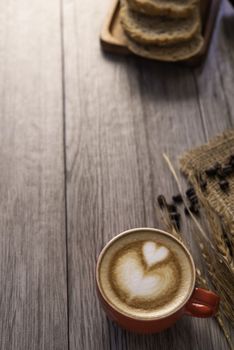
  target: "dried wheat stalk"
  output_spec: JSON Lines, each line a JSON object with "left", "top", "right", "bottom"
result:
{"left": 187, "top": 173, "right": 234, "bottom": 273}
{"left": 196, "top": 270, "right": 233, "bottom": 350}
{"left": 158, "top": 209, "right": 233, "bottom": 350}
{"left": 160, "top": 154, "right": 234, "bottom": 349}
{"left": 159, "top": 205, "right": 234, "bottom": 349}
{"left": 198, "top": 242, "right": 234, "bottom": 324}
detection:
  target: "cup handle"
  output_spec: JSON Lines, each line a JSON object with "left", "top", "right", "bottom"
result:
{"left": 185, "top": 288, "right": 220, "bottom": 318}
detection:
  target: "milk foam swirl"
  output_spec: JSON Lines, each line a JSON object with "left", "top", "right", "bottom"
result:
{"left": 110, "top": 241, "right": 181, "bottom": 310}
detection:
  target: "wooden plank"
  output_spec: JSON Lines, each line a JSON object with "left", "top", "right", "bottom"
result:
{"left": 193, "top": 1, "right": 234, "bottom": 136}
{"left": 63, "top": 1, "right": 231, "bottom": 349}
{"left": 0, "top": 1, "right": 68, "bottom": 349}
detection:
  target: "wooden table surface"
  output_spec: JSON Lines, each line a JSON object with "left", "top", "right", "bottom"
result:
{"left": 0, "top": 0, "right": 233, "bottom": 349}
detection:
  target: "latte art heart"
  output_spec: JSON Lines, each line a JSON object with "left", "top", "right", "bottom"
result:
{"left": 143, "top": 241, "right": 169, "bottom": 267}
{"left": 115, "top": 252, "right": 163, "bottom": 298}
{"left": 112, "top": 242, "right": 178, "bottom": 306}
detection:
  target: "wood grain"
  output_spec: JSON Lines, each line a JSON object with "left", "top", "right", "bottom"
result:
{"left": 62, "top": 1, "right": 233, "bottom": 350}
{"left": 193, "top": 0, "right": 234, "bottom": 137}
{"left": 0, "top": 1, "right": 68, "bottom": 349}
{"left": 0, "top": 0, "right": 233, "bottom": 348}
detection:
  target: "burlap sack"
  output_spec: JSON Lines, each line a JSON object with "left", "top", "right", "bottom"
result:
{"left": 180, "top": 129, "right": 234, "bottom": 257}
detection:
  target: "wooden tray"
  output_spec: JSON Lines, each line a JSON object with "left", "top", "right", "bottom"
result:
{"left": 100, "top": 0, "right": 221, "bottom": 65}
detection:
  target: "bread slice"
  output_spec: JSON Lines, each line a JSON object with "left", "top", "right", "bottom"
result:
{"left": 125, "top": 33, "right": 204, "bottom": 61}
{"left": 120, "top": 5, "right": 200, "bottom": 45}
{"left": 127, "top": 0, "right": 199, "bottom": 18}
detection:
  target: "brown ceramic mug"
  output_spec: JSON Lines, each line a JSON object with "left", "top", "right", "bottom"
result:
{"left": 96, "top": 228, "right": 220, "bottom": 334}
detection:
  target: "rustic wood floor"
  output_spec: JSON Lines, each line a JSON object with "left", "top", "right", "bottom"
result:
{"left": 0, "top": 0, "right": 233, "bottom": 349}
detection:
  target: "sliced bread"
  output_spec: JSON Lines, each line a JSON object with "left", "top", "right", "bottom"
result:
{"left": 127, "top": 0, "right": 199, "bottom": 18}
{"left": 125, "top": 33, "right": 204, "bottom": 61}
{"left": 120, "top": 4, "right": 200, "bottom": 45}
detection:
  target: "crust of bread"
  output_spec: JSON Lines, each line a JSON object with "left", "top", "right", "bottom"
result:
{"left": 127, "top": 0, "right": 199, "bottom": 18}
{"left": 125, "top": 34, "right": 204, "bottom": 61}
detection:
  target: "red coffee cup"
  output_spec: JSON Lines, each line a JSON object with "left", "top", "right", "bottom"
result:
{"left": 96, "top": 228, "right": 220, "bottom": 334}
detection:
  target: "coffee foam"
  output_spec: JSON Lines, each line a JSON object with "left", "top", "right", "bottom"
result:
{"left": 110, "top": 241, "right": 180, "bottom": 310}
{"left": 98, "top": 230, "right": 194, "bottom": 319}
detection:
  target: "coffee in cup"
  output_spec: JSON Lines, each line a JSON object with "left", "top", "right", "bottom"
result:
{"left": 96, "top": 228, "right": 220, "bottom": 333}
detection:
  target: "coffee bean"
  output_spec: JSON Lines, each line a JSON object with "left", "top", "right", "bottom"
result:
{"left": 223, "top": 165, "right": 233, "bottom": 176}
{"left": 228, "top": 155, "right": 234, "bottom": 164}
{"left": 189, "top": 194, "right": 198, "bottom": 204}
{"left": 167, "top": 204, "right": 177, "bottom": 212}
{"left": 205, "top": 167, "right": 217, "bottom": 177}
{"left": 228, "top": 156, "right": 234, "bottom": 169}
{"left": 200, "top": 180, "right": 207, "bottom": 192}
{"left": 186, "top": 187, "right": 195, "bottom": 197}
{"left": 214, "top": 162, "right": 221, "bottom": 170}
{"left": 189, "top": 205, "right": 200, "bottom": 215}
{"left": 157, "top": 195, "right": 167, "bottom": 209}
{"left": 219, "top": 180, "right": 229, "bottom": 192}
{"left": 172, "top": 194, "right": 183, "bottom": 204}
{"left": 217, "top": 168, "right": 226, "bottom": 179}
{"left": 170, "top": 212, "right": 180, "bottom": 230}
{"left": 170, "top": 212, "right": 181, "bottom": 221}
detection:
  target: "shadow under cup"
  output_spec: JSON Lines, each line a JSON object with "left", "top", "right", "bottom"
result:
{"left": 96, "top": 228, "right": 220, "bottom": 334}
